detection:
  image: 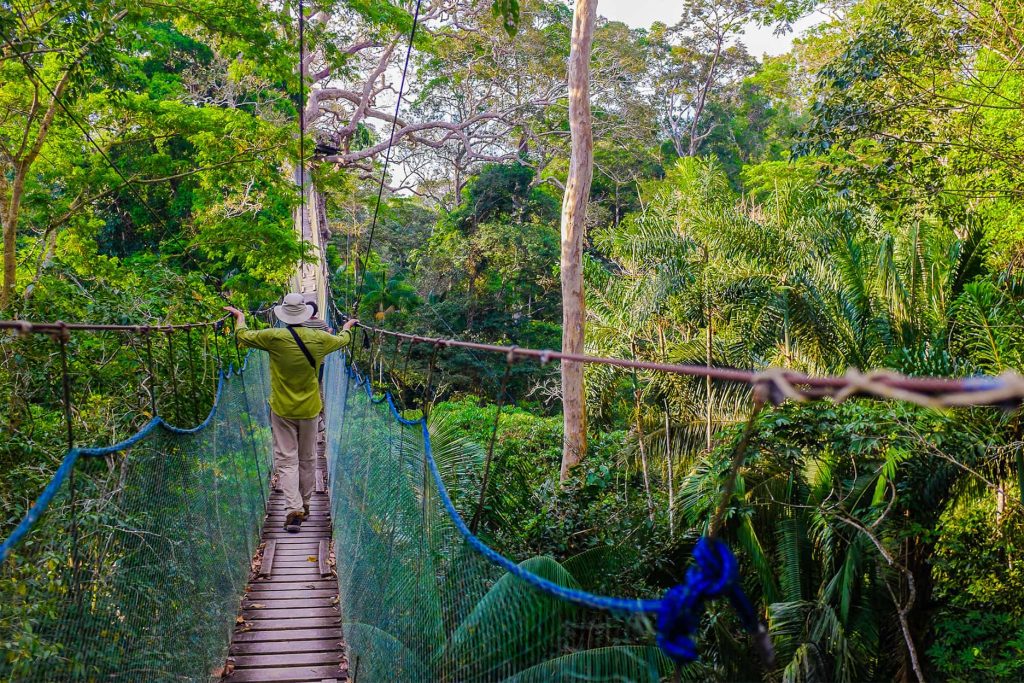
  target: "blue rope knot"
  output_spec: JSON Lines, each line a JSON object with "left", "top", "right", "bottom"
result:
{"left": 656, "top": 536, "right": 762, "bottom": 663}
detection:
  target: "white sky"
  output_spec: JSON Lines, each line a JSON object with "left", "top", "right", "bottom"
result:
{"left": 596, "top": 0, "right": 828, "bottom": 58}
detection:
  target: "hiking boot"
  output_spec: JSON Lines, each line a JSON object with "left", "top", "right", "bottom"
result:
{"left": 303, "top": 503, "right": 310, "bottom": 519}
{"left": 284, "top": 510, "right": 303, "bottom": 533}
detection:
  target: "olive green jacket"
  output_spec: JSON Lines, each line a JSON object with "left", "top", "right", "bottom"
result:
{"left": 236, "top": 321, "right": 351, "bottom": 420}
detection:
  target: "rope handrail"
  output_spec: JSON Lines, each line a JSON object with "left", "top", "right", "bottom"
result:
{"left": 355, "top": 323, "right": 1024, "bottom": 409}
{"left": 0, "top": 316, "right": 229, "bottom": 335}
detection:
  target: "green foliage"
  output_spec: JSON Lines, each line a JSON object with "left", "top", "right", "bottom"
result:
{"left": 927, "top": 611, "right": 1024, "bottom": 682}
{"left": 5, "top": 0, "right": 1024, "bottom": 679}
{"left": 491, "top": 0, "right": 522, "bottom": 38}
{"left": 798, "top": 0, "right": 1024, "bottom": 267}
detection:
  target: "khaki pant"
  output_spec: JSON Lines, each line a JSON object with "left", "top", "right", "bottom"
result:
{"left": 271, "top": 411, "right": 318, "bottom": 515}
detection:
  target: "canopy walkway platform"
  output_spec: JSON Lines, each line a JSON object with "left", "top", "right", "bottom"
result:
{"left": 2, "top": 199, "right": 1020, "bottom": 679}
{"left": 227, "top": 449, "right": 347, "bottom": 682}
{"left": 223, "top": 189, "right": 345, "bottom": 682}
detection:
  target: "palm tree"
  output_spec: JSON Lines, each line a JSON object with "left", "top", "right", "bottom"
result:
{"left": 585, "top": 156, "right": 1011, "bottom": 682}
{"left": 358, "top": 269, "right": 420, "bottom": 320}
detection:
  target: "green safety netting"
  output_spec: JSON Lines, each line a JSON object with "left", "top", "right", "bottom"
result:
{"left": 322, "top": 352, "right": 675, "bottom": 683}
{"left": 0, "top": 354, "right": 272, "bottom": 681}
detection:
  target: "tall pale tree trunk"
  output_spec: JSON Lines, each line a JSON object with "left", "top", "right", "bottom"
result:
{"left": 1, "top": 177, "right": 15, "bottom": 310}
{"left": 0, "top": 14, "right": 122, "bottom": 311}
{"left": 559, "top": 0, "right": 597, "bottom": 481}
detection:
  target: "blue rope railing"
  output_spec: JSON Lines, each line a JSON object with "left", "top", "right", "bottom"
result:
{"left": 342, "top": 357, "right": 768, "bottom": 664}
{"left": 0, "top": 352, "right": 253, "bottom": 566}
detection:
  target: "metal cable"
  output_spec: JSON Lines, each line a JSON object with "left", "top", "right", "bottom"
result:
{"left": 352, "top": 0, "right": 424, "bottom": 313}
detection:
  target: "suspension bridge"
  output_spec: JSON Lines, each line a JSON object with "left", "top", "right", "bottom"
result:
{"left": 3, "top": 6, "right": 1023, "bottom": 680}
{"left": 3, "top": 236, "right": 1023, "bottom": 682}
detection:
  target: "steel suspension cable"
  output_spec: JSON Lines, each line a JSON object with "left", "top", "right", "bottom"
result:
{"left": 352, "top": 0, "right": 424, "bottom": 314}
{"left": 298, "top": 0, "right": 307, "bottom": 273}
{"left": 355, "top": 323, "right": 1024, "bottom": 409}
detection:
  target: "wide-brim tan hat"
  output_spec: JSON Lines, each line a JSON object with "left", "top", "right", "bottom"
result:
{"left": 274, "top": 292, "right": 313, "bottom": 325}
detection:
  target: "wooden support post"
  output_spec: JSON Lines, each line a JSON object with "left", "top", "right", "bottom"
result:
{"left": 259, "top": 540, "right": 277, "bottom": 578}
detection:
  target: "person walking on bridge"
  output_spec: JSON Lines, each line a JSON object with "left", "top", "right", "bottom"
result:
{"left": 225, "top": 294, "right": 358, "bottom": 533}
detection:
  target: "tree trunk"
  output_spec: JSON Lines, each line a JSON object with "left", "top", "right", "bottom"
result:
{"left": 1, "top": 204, "right": 16, "bottom": 311}
{"left": 558, "top": 0, "right": 597, "bottom": 481}
{"left": 1, "top": 166, "right": 32, "bottom": 310}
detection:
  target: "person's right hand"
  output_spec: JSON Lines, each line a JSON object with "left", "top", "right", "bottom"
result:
{"left": 342, "top": 318, "right": 359, "bottom": 332}
{"left": 223, "top": 306, "right": 245, "bottom": 324}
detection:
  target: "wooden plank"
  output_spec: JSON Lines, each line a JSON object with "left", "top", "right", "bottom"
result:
{"left": 319, "top": 539, "right": 331, "bottom": 577}
{"left": 269, "top": 503, "right": 330, "bottom": 510}
{"left": 244, "top": 597, "right": 336, "bottom": 609}
{"left": 273, "top": 559, "right": 323, "bottom": 567}
{"left": 232, "top": 627, "right": 343, "bottom": 643}
{"left": 222, "top": 665, "right": 344, "bottom": 682}
{"left": 230, "top": 639, "right": 341, "bottom": 655}
{"left": 249, "top": 580, "right": 334, "bottom": 588}
{"left": 263, "top": 557, "right": 320, "bottom": 565}
{"left": 274, "top": 544, "right": 326, "bottom": 552}
{"left": 267, "top": 502, "right": 330, "bottom": 507}
{"left": 266, "top": 517, "right": 330, "bottom": 524}
{"left": 266, "top": 543, "right": 322, "bottom": 551}
{"left": 245, "top": 589, "right": 338, "bottom": 600}
{"left": 315, "top": 468, "right": 325, "bottom": 493}
{"left": 268, "top": 510, "right": 330, "bottom": 516}
{"left": 245, "top": 607, "right": 339, "bottom": 619}
{"left": 261, "top": 535, "right": 331, "bottom": 542}
{"left": 232, "top": 651, "right": 342, "bottom": 667}
{"left": 246, "top": 616, "right": 341, "bottom": 630}
{"left": 259, "top": 541, "right": 276, "bottom": 578}
{"left": 256, "top": 569, "right": 323, "bottom": 579}
{"left": 247, "top": 577, "right": 335, "bottom": 589}
{"left": 264, "top": 569, "right": 324, "bottom": 577}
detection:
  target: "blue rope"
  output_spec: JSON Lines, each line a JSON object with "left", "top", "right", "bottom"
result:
{"left": 344, "top": 359, "right": 767, "bottom": 663}
{"left": 656, "top": 536, "right": 762, "bottom": 661}
{"left": 0, "top": 352, "right": 251, "bottom": 566}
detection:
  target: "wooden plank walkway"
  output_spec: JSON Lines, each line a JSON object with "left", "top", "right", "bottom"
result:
{"left": 222, "top": 451, "right": 347, "bottom": 682}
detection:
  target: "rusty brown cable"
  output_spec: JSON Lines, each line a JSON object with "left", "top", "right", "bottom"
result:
{"left": 355, "top": 323, "right": 1010, "bottom": 407}
{"left": 185, "top": 326, "right": 200, "bottom": 425}
{"left": 0, "top": 316, "right": 228, "bottom": 334}
{"left": 470, "top": 354, "right": 515, "bottom": 534}
{"left": 56, "top": 323, "right": 80, "bottom": 597}
{"left": 707, "top": 389, "right": 769, "bottom": 539}
{"left": 143, "top": 328, "right": 158, "bottom": 416}
{"left": 422, "top": 343, "right": 441, "bottom": 421}
{"left": 165, "top": 330, "right": 181, "bottom": 426}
